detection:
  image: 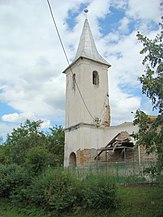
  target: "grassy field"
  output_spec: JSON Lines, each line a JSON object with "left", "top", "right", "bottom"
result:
{"left": 0, "top": 185, "right": 163, "bottom": 217}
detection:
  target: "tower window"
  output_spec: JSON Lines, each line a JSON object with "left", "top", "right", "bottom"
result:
{"left": 93, "top": 71, "right": 99, "bottom": 85}
{"left": 72, "top": 73, "right": 76, "bottom": 90}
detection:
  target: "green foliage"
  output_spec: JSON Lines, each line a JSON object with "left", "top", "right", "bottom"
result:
{"left": 0, "top": 136, "right": 3, "bottom": 144}
{"left": 2, "top": 120, "right": 64, "bottom": 168}
{"left": 24, "top": 146, "right": 54, "bottom": 175}
{"left": 5, "top": 120, "right": 47, "bottom": 165}
{"left": 0, "top": 198, "right": 52, "bottom": 217}
{"left": 79, "top": 175, "right": 118, "bottom": 210}
{"left": 1, "top": 186, "right": 163, "bottom": 217}
{"left": 47, "top": 126, "right": 64, "bottom": 167}
{"left": 21, "top": 169, "right": 79, "bottom": 212}
{"left": 10, "top": 169, "right": 117, "bottom": 214}
{"left": 0, "top": 145, "right": 6, "bottom": 164}
{"left": 136, "top": 21, "right": 163, "bottom": 112}
{"left": 0, "top": 164, "right": 30, "bottom": 198}
{"left": 133, "top": 111, "right": 159, "bottom": 153}
{"left": 109, "top": 187, "right": 163, "bottom": 217}
{"left": 134, "top": 17, "right": 163, "bottom": 172}
{"left": 143, "top": 165, "right": 159, "bottom": 178}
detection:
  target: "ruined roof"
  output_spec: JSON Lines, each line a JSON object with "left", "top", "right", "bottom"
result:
{"left": 94, "top": 131, "right": 133, "bottom": 160}
{"left": 73, "top": 18, "right": 110, "bottom": 66}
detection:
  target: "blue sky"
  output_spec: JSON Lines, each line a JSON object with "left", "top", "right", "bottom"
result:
{"left": 0, "top": 0, "right": 162, "bottom": 141}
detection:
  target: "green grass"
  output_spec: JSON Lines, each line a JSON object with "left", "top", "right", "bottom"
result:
{"left": 109, "top": 186, "right": 163, "bottom": 217}
{"left": 0, "top": 186, "right": 163, "bottom": 217}
{"left": 0, "top": 200, "right": 49, "bottom": 217}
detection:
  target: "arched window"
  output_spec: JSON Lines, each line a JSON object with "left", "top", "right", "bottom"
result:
{"left": 92, "top": 71, "right": 99, "bottom": 85}
{"left": 69, "top": 152, "right": 76, "bottom": 167}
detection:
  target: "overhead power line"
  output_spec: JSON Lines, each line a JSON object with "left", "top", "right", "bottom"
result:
{"left": 46, "top": 0, "right": 95, "bottom": 121}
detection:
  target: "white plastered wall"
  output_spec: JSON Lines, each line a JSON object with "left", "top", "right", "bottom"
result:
{"left": 64, "top": 122, "right": 139, "bottom": 167}
{"left": 65, "top": 58, "right": 109, "bottom": 128}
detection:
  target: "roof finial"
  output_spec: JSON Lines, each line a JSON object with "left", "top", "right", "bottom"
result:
{"left": 84, "top": 8, "right": 88, "bottom": 18}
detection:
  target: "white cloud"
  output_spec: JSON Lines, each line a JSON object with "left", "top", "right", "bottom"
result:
{"left": 127, "top": 0, "right": 161, "bottom": 22}
{"left": 118, "top": 17, "right": 130, "bottom": 33}
{"left": 2, "top": 112, "right": 52, "bottom": 130}
{"left": 97, "top": 14, "right": 160, "bottom": 125}
{"left": 2, "top": 112, "right": 36, "bottom": 123}
{"left": 0, "top": 0, "right": 161, "bottom": 138}
{"left": 109, "top": 78, "right": 141, "bottom": 125}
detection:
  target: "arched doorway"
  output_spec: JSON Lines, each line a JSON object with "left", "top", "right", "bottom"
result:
{"left": 69, "top": 152, "right": 76, "bottom": 167}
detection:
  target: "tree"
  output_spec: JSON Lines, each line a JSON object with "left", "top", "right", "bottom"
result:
{"left": 0, "top": 145, "right": 6, "bottom": 164}
{"left": 47, "top": 126, "right": 64, "bottom": 167}
{"left": 4, "top": 119, "right": 47, "bottom": 165}
{"left": 2, "top": 120, "right": 65, "bottom": 168}
{"left": 25, "top": 146, "right": 54, "bottom": 175}
{"left": 133, "top": 17, "right": 163, "bottom": 172}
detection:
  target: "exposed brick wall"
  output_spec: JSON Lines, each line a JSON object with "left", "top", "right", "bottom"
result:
{"left": 76, "top": 145, "right": 157, "bottom": 167}
{"left": 76, "top": 148, "right": 97, "bottom": 166}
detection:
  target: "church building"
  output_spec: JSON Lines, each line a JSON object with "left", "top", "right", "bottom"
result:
{"left": 63, "top": 17, "right": 154, "bottom": 167}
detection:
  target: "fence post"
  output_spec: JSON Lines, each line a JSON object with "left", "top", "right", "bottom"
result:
{"left": 116, "top": 162, "right": 118, "bottom": 180}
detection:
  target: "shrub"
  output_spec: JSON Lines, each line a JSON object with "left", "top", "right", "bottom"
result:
{"left": 2, "top": 167, "right": 118, "bottom": 214}
{"left": 80, "top": 175, "right": 118, "bottom": 210}
{"left": 24, "top": 146, "right": 54, "bottom": 175}
{"left": 0, "top": 164, "right": 30, "bottom": 198}
{"left": 25, "top": 169, "right": 78, "bottom": 212}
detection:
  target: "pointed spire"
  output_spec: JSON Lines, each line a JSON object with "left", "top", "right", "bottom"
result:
{"left": 73, "top": 18, "right": 110, "bottom": 66}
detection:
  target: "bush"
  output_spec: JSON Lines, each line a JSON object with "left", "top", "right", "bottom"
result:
{"left": 24, "top": 169, "right": 78, "bottom": 212}
{"left": 0, "top": 166, "right": 118, "bottom": 214}
{"left": 24, "top": 170, "right": 118, "bottom": 213}
{"left": 79, "top": 175, "right": 118, "bottom": 210}
{"left": 0, "top": 164, "right": 30, "bottom": 198}
{"left": 24, "top": 146, "right": 54, "bottom": 175}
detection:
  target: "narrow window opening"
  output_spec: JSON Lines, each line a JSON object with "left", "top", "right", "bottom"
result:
{"left": 72, "top": 74, "right": 76, "bottom": 90}
{"left": 93, "top": 71, "right": 99, "bottom": 85}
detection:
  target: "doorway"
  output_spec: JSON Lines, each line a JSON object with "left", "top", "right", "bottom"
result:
{"left": 69, "top": 152, "right": 77, "bottom": 167}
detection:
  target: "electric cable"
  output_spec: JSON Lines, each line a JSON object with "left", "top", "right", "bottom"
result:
{"left": 46, "top": 0, "right": 95, "bottom": 121}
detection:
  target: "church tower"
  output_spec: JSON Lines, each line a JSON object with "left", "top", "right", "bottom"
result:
{"left": 63, "top": 17, "right": 111, "bottom": 167}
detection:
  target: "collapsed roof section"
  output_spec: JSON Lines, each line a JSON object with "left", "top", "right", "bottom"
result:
{"left": 94, "top": 131, "right": 134, "bottom": 160}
